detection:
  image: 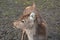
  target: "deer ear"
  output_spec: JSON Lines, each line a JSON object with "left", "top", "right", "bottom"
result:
{"left": 29, "top": 12, "right": 35, "bottom": 21}
{"left": 37, "top": 15, "right": 47, "bottom": 26}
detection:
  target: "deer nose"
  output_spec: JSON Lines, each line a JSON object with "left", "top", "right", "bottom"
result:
{"left": 13, "top": 21, "right": 18, "bottom": 27}
{"left": 13, "top": 22, "right": 16, "bottom": 28}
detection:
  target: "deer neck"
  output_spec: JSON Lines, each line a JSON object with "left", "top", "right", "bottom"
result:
{"left": 25, "top": 23, "right": 37, "bottom": 40}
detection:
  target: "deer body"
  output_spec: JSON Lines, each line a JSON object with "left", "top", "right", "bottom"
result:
{"left": 13, "top": 3, "right": 47, "bottom": 40}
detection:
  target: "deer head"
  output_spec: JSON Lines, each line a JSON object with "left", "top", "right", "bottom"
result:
{"left": 13, "top": 3, "right": 38, "bottom": 30}
{"left": 13, "top": 12, "right": 37, "bottom": 30}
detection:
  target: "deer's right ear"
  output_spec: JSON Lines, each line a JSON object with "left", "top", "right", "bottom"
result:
{"left": 29, "top": 12, "right": 35, "bottom": 21}
{"left": 37, "top": 15, "right": 47, "bottom": 26}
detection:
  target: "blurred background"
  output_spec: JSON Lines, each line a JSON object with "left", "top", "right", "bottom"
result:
{"left": 0, "top": 0, "right": 60, "bottom": 40}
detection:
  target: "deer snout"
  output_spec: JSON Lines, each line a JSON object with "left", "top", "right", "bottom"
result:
{"left": 13, "top": 21, "right": 20, "bottom": 28}
{"left": 13, "top": 21, "right": 25, "bottom": 29}
{"left": 13, "top": 22, "right": 17, "bottom": 26}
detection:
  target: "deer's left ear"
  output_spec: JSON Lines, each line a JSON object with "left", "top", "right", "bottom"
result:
{"left": 29, "top": 12, "right": 36, "bottom": 21}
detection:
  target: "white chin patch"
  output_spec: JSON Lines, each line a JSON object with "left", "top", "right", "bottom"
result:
{"left": 29, "top": 12, "right": 35, "bottom": 21}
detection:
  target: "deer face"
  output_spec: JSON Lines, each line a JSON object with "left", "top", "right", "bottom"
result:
{"left": 13, "top": 12, "right": 37, "bottom": 30}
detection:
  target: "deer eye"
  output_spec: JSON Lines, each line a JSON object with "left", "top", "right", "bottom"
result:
{"left": 21, "top": 20, "right": 25, "bottom": 23}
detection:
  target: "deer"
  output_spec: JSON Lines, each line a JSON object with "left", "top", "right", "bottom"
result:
{"left": 13, "top": 3, "right": 48, "bottom": 40}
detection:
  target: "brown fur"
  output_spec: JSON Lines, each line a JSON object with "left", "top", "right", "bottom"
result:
{"left": 13, "top": 3, "right": 47, "bottom": 40}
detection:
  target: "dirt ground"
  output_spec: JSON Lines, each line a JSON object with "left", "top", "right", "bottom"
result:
{"left": 0, "top": 0, "right": 60, "bottom": 40}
